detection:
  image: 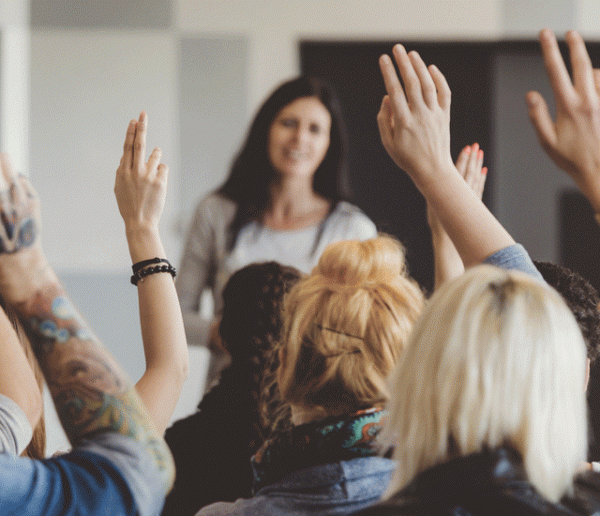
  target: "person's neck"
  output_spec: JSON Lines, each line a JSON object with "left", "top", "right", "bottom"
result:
{"left": 290, "top": 404, "right": 342, "bottom": 426}
{"left": 264, "top": 177, "right": 331, "bottom": 230}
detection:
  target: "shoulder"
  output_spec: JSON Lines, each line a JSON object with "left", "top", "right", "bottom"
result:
{"left": 327, "top": 202, "right": 377, "bottom": 239}
{"left": 0, "top": 436, "right": 164, "bottom": 516}
{"left": 569, "top": 471, "right": 600, "bottom": 514}
{"left": 483, "top": 244, "right": 544, "bottom": 281}
{"left": 194, "top": 193, "right": 237, "bottom": 222}
{"left": 73, "top": 433, "right": 170, "bottom": 516}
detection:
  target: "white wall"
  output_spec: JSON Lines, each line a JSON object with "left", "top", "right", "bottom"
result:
{"left": 12, "top": 0, "right": 600, "bottom": 454}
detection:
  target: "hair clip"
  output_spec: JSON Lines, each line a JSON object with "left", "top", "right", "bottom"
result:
{"left": 314, "top": 323, "right": 364, "bottom": 340}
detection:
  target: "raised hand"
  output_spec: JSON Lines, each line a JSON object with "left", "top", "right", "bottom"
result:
{"left": 115, "top": 113, "right": 188, "bottom": 435}
{"left": 115, "top": 111, "right": 168, "bottom": 240}
{"left": 377, "top": 44, "right": 454, "bottom": 186}
{"left": 527, "top": 29, "right": 600, "bottom": 212}
{"left": 378, "top": 44, "right": 513, "bottom": 266}
{"left": 0, "top": 154, "right": 40, "bottom": 255}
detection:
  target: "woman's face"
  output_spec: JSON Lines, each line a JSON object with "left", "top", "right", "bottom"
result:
{"left": 268, "top": 96, "right": 332, "bottom": 180}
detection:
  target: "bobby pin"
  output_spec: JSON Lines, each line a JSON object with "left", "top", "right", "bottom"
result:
{"left": 314, "top": 324, "right": 364, "bottom": 340}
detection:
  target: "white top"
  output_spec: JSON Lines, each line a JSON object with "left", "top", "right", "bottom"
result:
{"left": 176, "top": 193, "right": 377, "bottom": 369}
{"left": 0, "top": 393, "right": 33, "bottom": 455}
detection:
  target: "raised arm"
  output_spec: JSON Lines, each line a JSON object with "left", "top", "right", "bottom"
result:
{"left": 0, "top": 300, "right": 42, "bottom": 451}
{"left": 0, "top": 154, "right": 174, "bottom": 488}
{"left": 115, "top": 112, "right": 188, "bottom": 434}
{"left": 527, "top": 29, "right": 600, "bottom": 213}
{"left": 427, "top": 143, "right": 487, "bottom": 289}
{"left": 377, "top": 45, "right": 514, "bottom": 266}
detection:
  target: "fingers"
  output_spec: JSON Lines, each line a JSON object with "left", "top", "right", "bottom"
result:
{"left": 526, "top": 90, "right": 558, "bottom": 153}
{"left": 567, "top": 30, "right": 596, "bottom": 99}
{"left": 156, "top": 163, "right": 169, "bottom": 184}
{"left": 132, "top": 111, "right": 147, "bottom": 172}
{"left": 455, "top": 144, "right": 486, "bottom": 200}
{"left": 594, "top": 69, "right": 600, "bottom": 95}
{"left": 408, "top": 51, "right": 437, "bottom": 107}
{"left": 463, "top": 143, "right": 480, "bottom": 186}
{"left": 0, "top": 154, "right": 14, "bottom": 191}
{"left": 429, "top": 64, "right": 451, "bottom": 111}
{"left": 454, "top": 145, "right": 471, "bottom": 174}
{"left": 146, "top": 148, "right": 162, "bottom": 178}
{"left": 121, "top": 119, "right": 137, "bottom": 169}
{"left": 379, "top": 53, "right": 409, "bottom": 122}
{"left": 393, "top": 45, "right": 424, "bottom": 108}
{"left": 539, "top": 28, "right": 576, "bottom": 105}
{"left": 376, "top": 95, "right": 394, "bottom": 151}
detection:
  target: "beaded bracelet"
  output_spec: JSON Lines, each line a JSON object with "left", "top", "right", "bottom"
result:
{"left": 130, "top": 258, "right": 177, "bottom": 286}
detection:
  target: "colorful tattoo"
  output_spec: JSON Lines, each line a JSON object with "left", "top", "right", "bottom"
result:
{"left": 15, "top": 283, "right": 173, "bottom": 483}
{"left": 0, "top": 180, "right": 38, "bottom": 253}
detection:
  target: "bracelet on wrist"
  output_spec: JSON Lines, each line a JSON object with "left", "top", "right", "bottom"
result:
{"left": 130, "top": 258, "right": 176, "bottom": 286}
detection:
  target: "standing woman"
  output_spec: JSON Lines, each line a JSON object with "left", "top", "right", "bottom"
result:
{"left": 177, "top": 76, "right": 377, "bottom": 389}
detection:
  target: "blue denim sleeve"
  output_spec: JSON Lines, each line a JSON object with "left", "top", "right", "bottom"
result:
{"left": 0, "top": 434, "right": 166, "bottom": 516}
{"left": 483, "top": 244, "right": 543, "bottom": 281}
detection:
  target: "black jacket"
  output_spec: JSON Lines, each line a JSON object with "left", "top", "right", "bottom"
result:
{"left": 355, "top": 447, "right": 600, "bottom": 516}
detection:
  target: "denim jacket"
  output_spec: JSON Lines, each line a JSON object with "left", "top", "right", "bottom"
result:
{"left": 195, "top": 456, "right": 394, "bottom": 516}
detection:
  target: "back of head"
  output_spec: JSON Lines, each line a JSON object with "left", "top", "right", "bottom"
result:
{"left": 382, "top": 265, "right": 588, "bottom": 503}
{"left": 533, "top": 260, "right": 600, "bottom": 361}
{"left": 278, "top": 235, "right": 424, "bottom": 417}
{"left": 219, "top": 261, "right": 302, "bottom": 361}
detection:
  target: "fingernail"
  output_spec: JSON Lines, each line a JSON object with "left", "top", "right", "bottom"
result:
{"left": 478, "top": 150, "right": 484, "bottom": 160}
{"left": 464, "top": 146, "right": 471, "bottom": 154}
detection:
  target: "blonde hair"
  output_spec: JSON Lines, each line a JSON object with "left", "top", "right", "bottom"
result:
{"left": 278, "top": 235, "right": 424, "bottom": 417}
{"left": 381, "top": 265, "right": 588, "bottom": 503}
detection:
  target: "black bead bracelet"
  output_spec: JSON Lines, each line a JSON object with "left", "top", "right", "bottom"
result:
{"left": 130, "top": 258, "right": 177, "bottom": 286}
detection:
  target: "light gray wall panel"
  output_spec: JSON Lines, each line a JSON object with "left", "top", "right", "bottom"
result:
{"left": 493, "top": 52, "right": 576, "bottom": 263}
{"left": 178, "top": 36, "right": 248, "bottom": 227}
{"left": 502, "top": 0, "right": 575, "bottom": 36}
{"left": 31, "top": 0, "right": 172, "bottom": 29}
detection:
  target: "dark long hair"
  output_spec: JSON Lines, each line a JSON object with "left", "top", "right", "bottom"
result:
{"left": 217, "top": 76, "right": 351, "bottom": 250}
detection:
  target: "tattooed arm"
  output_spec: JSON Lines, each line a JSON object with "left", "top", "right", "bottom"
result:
{"left": 0, "top": 153, "right": 174, "bottom": 508}
{"left": 116, "top": 112, "right": 188, "bottom": 435}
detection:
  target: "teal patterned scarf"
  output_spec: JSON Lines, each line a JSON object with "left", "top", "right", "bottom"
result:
{"left": 251, "top": 407, "right": 387, "bottom": 493}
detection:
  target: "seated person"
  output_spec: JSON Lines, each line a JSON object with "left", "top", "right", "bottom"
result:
{"left": 0, "top": 111, "right": 176, "bottom": 514}
{"left": 163, "top": 261, "right": 301, "bottom": 516}
{"left": 15, "top": 113, "right": 188, "bottom": 462}
{"left": 358, "top": 29, "right": 600, "bottom": 515}
{"left": 357, "top": 265, "right": 599, "bottom": 515}
{"left": 196, "top": 235, "right": 425, "bottom": 516}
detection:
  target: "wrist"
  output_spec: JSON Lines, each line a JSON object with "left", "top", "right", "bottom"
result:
{"left": 0, "top": 246, "right": 58, "bottom": 306}
{"left": 125, "top": 225, "right": 166, "bottom": 263}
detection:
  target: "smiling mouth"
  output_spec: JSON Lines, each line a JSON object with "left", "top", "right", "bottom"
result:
{"left": 286, "top": 149, "right": 308, "bottom": 160}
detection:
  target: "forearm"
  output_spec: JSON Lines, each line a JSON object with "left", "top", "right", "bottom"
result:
{"left": 430, "top": 227, "right": 465, "bottom": 290}
{"left": 416, "top": 165, "right": 514, "bottom": 267}
{"left": 128, "top": 226, "right": 188, "bottom": 434}
{"left": 6, "top": 271, "right": 174, "bottom": 486}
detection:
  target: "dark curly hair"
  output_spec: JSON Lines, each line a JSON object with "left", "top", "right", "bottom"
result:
{"left": 219, "top": 261, "right": 302, "bottom": 435}
{"left": 534, "top": 260, "right": 600, "bottom": 361}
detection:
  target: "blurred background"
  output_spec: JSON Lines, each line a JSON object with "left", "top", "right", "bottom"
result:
{"left": 3, "top": 0, "right": 600, "bottom": 454}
